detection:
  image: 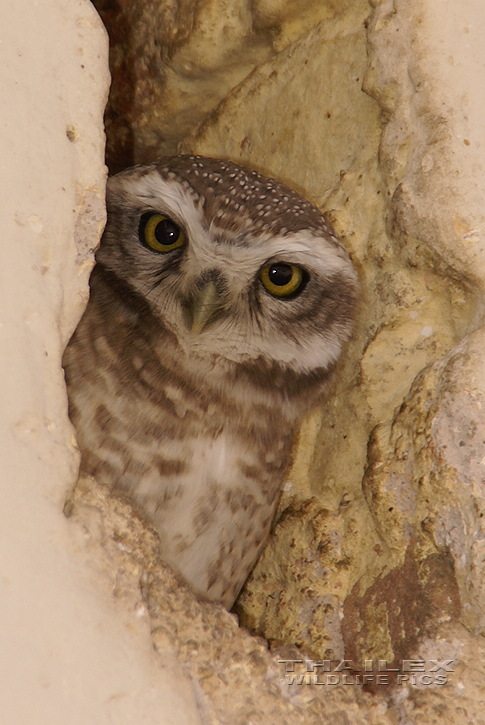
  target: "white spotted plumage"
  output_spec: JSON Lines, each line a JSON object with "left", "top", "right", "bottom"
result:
{"left": 64, "top": 155, "right": 358, "bottom": 608}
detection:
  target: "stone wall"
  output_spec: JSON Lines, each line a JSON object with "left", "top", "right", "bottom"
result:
{"left": 0, "top": 1, "right": 201, "bottom": 723}
{"left": 4, "top": 0, "right": 485, "bottom": 721}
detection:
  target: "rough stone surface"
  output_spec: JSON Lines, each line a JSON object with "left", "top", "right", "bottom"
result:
{"left": 67, "top": 475, "right": 396, "bottom": 725}
{"left": 9, "top": 0, "right": 485, "bottom": 721}
{"left": 91, "top": 0, "right": 485, "bottom": 718}
{"left": 390, "top": 623, "right": 485, "bottom": 723}
{"left": 360, "top": 327, "right": 485, "bottom": 642}
{"left": 1, "top": 1, "right": 202, "bottom": 723}
{"left": 93, "top": 0, "right": 275, "bottom": 172}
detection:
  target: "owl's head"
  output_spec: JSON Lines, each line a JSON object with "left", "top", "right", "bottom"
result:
{"left": 96, "top": 156, "right": 357, "bottom": 389}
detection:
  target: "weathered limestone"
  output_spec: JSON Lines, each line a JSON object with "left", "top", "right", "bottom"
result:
{"left": 342, "top": 0, "right": 485, "bottom": 663}
{"left": 67, "top": 474, "right": 396, "bottom": 724}
{"left": 0, "top": 1, "right": 201, "bottom": 722}
{"left": 6, "top": 0, "right": 485, "bottom": 721}
{"left": 95, "top": 0, "right": 274, "bottom": 171}
{"left": 93, "top": 0, "right": 485, "bottom": 718}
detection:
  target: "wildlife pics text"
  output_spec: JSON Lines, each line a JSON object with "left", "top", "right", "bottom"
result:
{"left": 279, "top": 658, "right": 455, "bottom": 688}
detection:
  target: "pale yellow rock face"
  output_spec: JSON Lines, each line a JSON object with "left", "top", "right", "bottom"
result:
{"left": 179, "top": 0, "right": 484, "bottom": 673}
{"left": 181, "top": 0, "right": 485, "bottom": 713}
{"left": 16, "top": 0, "right": 485, "bottom": 720}
{"left": 67, "top": 474, "right": 397, "bottom": 725}
{"left": 1, "top": 2, "right": 202, "bottom": 723}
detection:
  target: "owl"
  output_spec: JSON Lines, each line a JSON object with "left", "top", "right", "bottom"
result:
{"left": 63, "top": 155, "right": 358, "bottom": 609}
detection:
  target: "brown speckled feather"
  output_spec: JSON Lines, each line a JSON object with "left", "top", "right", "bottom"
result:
{"left": 63, "top": 156, "right": 357, "bottom": 608}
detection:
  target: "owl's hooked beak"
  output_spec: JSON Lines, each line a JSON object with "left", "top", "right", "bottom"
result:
{"left": 190, "top": 280, "right": 224, "bottom": 335}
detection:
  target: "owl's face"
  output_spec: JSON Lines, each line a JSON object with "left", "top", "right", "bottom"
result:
{"left": 96, "top": 156, "right": 357, "bottom": 379}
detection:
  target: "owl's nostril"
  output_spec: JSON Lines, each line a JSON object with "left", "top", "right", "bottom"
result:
{"left": 195, "top": 268, "right": 227, "bottom": 295}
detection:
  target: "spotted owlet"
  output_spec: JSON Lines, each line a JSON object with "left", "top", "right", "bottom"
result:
{"left": 63, "top": 155, "right": 358, "bottom": 609}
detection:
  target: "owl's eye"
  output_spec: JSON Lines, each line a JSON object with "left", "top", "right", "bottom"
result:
{"left": 140, "top": 212, "right": 186, "bottom": 253}
{"left": 259, "top": 262, "right": 307, "bottom": 298}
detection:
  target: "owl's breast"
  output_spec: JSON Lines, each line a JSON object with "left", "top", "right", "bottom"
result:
{"left": 64, "top": 275, "right": 296, "bottom": 608}
{"left": 136, "top": 426, "right": 288, "bottom": 607}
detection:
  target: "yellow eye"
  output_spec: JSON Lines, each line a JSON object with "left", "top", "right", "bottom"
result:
{"left": 140, "top": 213, "right": 186, "bottom": 253}
{"left": 259, "top": 263, "right": 307, "bottom": 298}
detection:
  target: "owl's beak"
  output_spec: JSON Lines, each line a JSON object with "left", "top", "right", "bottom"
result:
{"left": 190, "top": 280, "right": 223, "bottom": 335}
